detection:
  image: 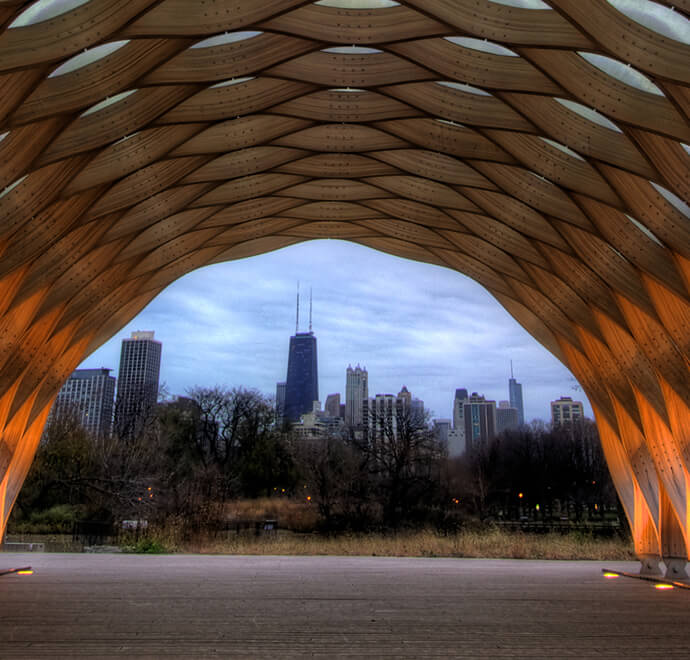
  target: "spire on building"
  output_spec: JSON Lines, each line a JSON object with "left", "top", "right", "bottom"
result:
{"left": 295, "top": 280, "right": 300, "bottom": 334}
{"left": 309, "top": 287, "right": 313, "bottom": 333}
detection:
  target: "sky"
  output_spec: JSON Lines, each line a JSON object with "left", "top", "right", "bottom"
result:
{"left": 78, "top": 240, "right": 591, "bottom": 422}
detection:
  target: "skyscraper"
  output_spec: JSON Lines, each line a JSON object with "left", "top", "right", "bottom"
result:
{"left": 452, "top": 388, "right": 469, "bottom": 449}
{"left": 463, "top": 393, "right": 497, "bottom": 452}
{"left": 496, "top": 400, "right": 519, "bottom": 434}
{"left": 433, "top": 419, "right": 451, "bottom": 447}
{"left": 398, "top": 385, "right": 424, "bottom": 424}
{"left": 275, "top": 381, "right": 286, "bottom": 422}
{"left": 284, "top": 288, "right": 318, "bottom": 423}
{"left": 115, "top": 331, "right": 162, "bottom": 436}
{"left": 345, "top": 365, "right": 368, "bottom": 427}
{"left": 284, "top": 333, "right": 318, "bottom": 422}
{"left": 508, "top": 363, "right": 524, "bottom": 426}
{"left": 363, "top": 386, "right": 424, "bottom": 443}
{"left": 551, "top": 396, "right": 584, "bottom": 427}
{"left": 50, "top": 368, "right": 115, "bottom": 438}
{"left": 324, "top": 393, "right": 341, "bottom": 418}
{"left": 363, "top": 393, "right": 397, "bottom": 443}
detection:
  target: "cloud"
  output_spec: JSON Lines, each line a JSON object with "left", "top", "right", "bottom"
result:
{"left": 81, "top": 240, "right": 591, "bottom": 422}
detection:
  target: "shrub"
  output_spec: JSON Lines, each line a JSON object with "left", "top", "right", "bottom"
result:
{"left": 10, "top": 504, "right": 79, "bottom": 534}
{"left": 133, "top": 537, "right": 168, "bottom": 554}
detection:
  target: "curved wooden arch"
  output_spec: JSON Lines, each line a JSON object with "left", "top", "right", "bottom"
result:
{"left": 0, "top": 0, "right": 688, "bottom": 574}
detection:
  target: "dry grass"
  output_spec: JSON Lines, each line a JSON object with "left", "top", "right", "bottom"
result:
{"left": 179, "top": 528, "right": 634, "bottom": 561}
{"left": 223, "top": 497, "right": 319, "bottom": 533}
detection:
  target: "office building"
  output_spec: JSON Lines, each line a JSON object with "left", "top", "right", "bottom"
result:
{"left": 447, "top": 428, "right": 465, "bottom": 457}
{"left": 433, "top": 418, "right": 451, "bottom": 450}
{"left": 292, "top": 401, "right": 344, "bottom": 440}
{"left": 363, "top": 386, "right": 425, "bottom": 443}
{"left": 551, "top": 396, "right": 584, "bottom": 427}
{"left": 463, "top": 393, "right": 497, "bottom": 451}
{"left": 452, "top": 388, "right": 468, "bottom": 451}
{"left": 284, "top": 288, "right": 318, "bottom": 423}
{"left": 397, "top": 385, "right": 424, "bottom": 425}
{"left": 509, "top": 372, "right": 524, "bottom": 426}
{"left": 363, "top": 393, "right": 397, "bottom": 443}
{"left": 276, "top": 382, "right": 286, "bottom": 421}
{"left": 284, "top": 332, "right": 319, "bottom": 422}
{"left": 49, "top": 368, "right": 115, "bottom": 437}
{"left": 345, "top": 365, "right": 368, "bottom": 427}
{"left": 324, "top": 393, "right": 341, "bottom": 418}
{"left": 115, "top": 331, "right": 162, "bottom": 436}
{"left": 496, "top": 400, "right": 519, "bottom": 434}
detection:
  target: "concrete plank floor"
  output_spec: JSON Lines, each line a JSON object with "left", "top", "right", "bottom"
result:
{"left": 0, "top": 554, "right": 688, "bottom": 658}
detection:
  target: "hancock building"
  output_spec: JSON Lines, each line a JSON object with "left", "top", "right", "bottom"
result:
{"left": 283, "top": 288, "right": 319, "bottom": 423}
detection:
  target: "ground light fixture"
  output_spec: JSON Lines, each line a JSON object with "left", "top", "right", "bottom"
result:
{"left": 0, "top": 566, "right": 33, "bottom": 577}
{"left": 602, "top": 568, "right": 689, "bottom": 591}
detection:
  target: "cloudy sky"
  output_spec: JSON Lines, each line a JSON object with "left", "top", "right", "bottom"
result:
{"left": 79, "top": 240, "right": 590, "bottom": 422}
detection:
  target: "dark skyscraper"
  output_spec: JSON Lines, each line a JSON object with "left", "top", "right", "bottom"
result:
{"left": 284, "top": 333, "right": 318, "bottom": 422}
{"left": 115, "top": 331, "right": 161, "bottom": 436}
{"left": 284, "top": 287, "right": 318, "bottom": 422}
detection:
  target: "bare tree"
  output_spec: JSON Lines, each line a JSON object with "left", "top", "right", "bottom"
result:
{"left": 292, "top": 431, "right": 368, "bottom": 530}
{"left": 357, "top": 404, "right": 445, "bottom": 527}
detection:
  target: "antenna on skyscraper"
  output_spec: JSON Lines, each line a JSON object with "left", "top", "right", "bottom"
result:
{"left": 510, "top": 360, "right": 514, "bottom": 379}
{"left": 309, "top": 287, "right": 313, "bottom": 333}
{"left": 296, "top": 281, "right": 300, "bottom": 334}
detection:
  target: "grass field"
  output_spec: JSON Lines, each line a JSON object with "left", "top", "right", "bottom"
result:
{"left": 178, "top": 528, "right": 634, "bottom": 561}
{"left": 6, "top": 496, "right": 633, "bottom": 560}
{"left": 4, "top": 527, "right": 634, "bottom": 560}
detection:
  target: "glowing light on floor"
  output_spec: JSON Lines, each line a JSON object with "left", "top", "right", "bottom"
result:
{"left": 16, "top": 570, "right": 33, "bottom": 575}
{"left": 654, "top": 583, "right": 674, "bottom": 590}
{"left": 603, "top": 572, "right": 619, "bottom": 578}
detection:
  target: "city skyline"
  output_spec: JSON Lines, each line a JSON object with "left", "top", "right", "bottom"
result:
{"left": 77, "top": 240, "right": 592, "bottom": 422}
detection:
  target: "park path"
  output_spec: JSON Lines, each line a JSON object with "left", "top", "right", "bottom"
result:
{"left": 0, "top": 554, "right": 688, "bottom": 658}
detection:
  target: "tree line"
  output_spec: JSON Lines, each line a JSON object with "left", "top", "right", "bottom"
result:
{"left": 10, "top": 386, "right": 622, "bottom": 535}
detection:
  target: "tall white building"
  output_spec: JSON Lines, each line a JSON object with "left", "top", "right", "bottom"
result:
{"left": 447, "top": 428, "right": 465, "bottom": 457}
{"left": 49, "top": 368, "right": 115, "bottom": 438}
{"left": 345, "top": 364, "right": 368, "bottom": 427}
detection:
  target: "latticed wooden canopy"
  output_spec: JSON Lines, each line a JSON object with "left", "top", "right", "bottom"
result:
{"left": 0, "top": 0, "right": 688, "bottom": 565}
